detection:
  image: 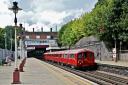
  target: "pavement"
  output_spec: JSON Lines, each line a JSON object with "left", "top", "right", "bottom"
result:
{"left": 0, "top": 58, "right": 96, "bottom": 85}
{"left": 95, "top": 60, "right": 128, "bottom": 67}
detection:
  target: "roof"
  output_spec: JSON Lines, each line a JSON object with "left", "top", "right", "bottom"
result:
{"left": 44, "top": 48, "right": 93, "bottom": 55}
{"left": 25, "top": 32, "right": 58, "bottom": 35}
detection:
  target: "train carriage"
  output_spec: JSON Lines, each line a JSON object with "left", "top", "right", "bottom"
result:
{"left": 44, "top": 48, "right": 96, "bottom": 68}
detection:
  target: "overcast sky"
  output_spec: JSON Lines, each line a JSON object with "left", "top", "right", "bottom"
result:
{"left": 0, "top": 0, "right": 98, "bottom": 31}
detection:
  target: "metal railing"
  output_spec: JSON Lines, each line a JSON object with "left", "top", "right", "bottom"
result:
{"left": 0, "top": 48, "right": 14, "bottom": 65}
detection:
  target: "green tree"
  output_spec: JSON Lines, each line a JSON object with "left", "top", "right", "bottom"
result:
{"left": 0, "top": 28, "right": 5, "bottom": 49}
{"left": 4, "top": 25, "right": 22, "bottom": 50}
{"left": 58, "top": 0, "right": 128, "bottom": 49}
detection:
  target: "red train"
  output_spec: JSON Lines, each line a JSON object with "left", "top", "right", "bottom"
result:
{"left": 44, "top": 48, "right": 96, "bottom": 68}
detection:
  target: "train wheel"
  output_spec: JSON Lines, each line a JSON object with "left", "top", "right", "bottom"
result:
{"left": 61, "top": 63, "right": 64, "bottom": 66}
{"left": 57, "top": 62, "right": 60, "bottom": 65}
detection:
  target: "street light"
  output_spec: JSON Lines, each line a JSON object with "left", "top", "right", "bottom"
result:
{"left": 3, "top": 33, "right": 7, "bottom": 58}
{"left": 10, "top": 38, "right": 13, "bottom": 51}
{"left": 9, "top": 2, "right": 22, "bottom": 84}
{"left": 19, "top": 23, "right": 23, "bottom": 59}
{"left": 10, "top": 28, "right": 13, "bottom": 51}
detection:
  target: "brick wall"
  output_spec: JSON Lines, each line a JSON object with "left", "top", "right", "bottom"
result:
{"left": 25, "top": 32, "right": 58, "bottom": 39}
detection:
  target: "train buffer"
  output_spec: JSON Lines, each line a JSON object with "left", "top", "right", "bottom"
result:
{"left": 0, "top": 58, "right": 96, "bottom": 85}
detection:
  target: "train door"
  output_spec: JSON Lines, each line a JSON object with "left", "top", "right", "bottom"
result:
{"left": 83, "top": 52, "right": 89, "bottom": 66}
{"left": 68, "top": 54, "right": 76, "bottom": 66}
{"left": 84, "top": 51, "right": 94, "bottom": 65}
{"left": 77, "top": 52, "right": 84, "bottom": 67}
{"left": 61, "top": 54, "right": 68, "bottom": 64}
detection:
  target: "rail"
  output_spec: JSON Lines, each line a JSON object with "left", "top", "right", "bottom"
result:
{"left": 44, "top": 61, "right": 128, "bottom": 85}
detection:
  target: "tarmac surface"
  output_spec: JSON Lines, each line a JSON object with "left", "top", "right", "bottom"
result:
{"left": 0, "top": 58, "right": 96, "bottom": 85}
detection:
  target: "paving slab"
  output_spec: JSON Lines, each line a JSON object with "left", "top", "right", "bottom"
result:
{"left": 95, "top": 60, "right": 128, "bottom": 67}
{"left": 0, "top": 58, "right": 97, "bottom": 85}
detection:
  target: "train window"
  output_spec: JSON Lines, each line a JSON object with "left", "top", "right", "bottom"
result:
{"left": 78, "top": 53, "right": 82, "bottom": 59}
{"left": 70, "top": 54, "right": 74, "bottom": 58}
{"left": 61, "top": 54, "right": 63, "bottom": 57}
{"left": 58, "top": 54, "right": 61, "bottom": 57}
{"left": 83, "top": 52, "right": 87, "bottom": 58}
{"left": 64, "top": 54, "right": 67, "bottom": 58}
{"left": 58, "top": 54, "right": 60, "bottom": 57}
{"left": 55, "top": 54, "right": 57, "bottom": 57}
{"left": 62, "top": 54, "right": 64, "bottom": 58}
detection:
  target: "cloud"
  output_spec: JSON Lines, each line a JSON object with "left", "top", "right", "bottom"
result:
{"left": 0, "top": 0, "right": 13, "bottom": 27}
{"left": 0, "top": 0, "right": 98, "bottom": 31}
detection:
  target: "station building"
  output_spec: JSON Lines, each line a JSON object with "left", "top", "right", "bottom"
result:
{"left": 24, "top": 28, "right": 58, "bottom": 58}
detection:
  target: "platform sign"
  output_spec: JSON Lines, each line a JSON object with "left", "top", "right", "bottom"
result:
{"left": 112, "top": 48, "right": 116, "bottom": 54}
{"left": 27, "top": 47, "right": 35, "bottom": 50}
{"left": 112, "top": 48, "right": 117, "bottom": 59}
{"left": 113, "top": 54, "right": 116, "bottom": 58}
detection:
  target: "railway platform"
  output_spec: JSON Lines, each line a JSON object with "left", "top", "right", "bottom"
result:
{"left": 95, "top": 60, "right": 128, "bottom": 67}
{"left": 0, "top": 58, "right": 96, "bottom": 85}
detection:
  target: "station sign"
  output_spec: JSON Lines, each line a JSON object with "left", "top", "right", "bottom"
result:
{"left": 27, "top": 47, "right": 35, "bottom": 50}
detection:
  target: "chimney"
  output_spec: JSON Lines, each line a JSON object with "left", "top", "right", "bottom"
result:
{"left": 41, "top": 27, "right": 43, "bottom": 32}
{"left": 23, "top": 27, "right": 25, "bottom": 31}
{"left": 33, "top": 28, "right": 34, "bottom": 32}
{"left": 19, "top": 23, "right": 23, "bottom": 28}
{"left": 50, "top": 28, "right": 52, "bottom": 32}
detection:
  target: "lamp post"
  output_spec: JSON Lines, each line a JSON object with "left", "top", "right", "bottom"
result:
{"left": 10, "top": 38, "right": 13, "bottom": 51}
{"left": 10, "top": 28, "right": 13, "bottom": 51}
{"left": 4, "top": 33, "right": 7, "bottom": 50}
{"left": 3, "top": 33, "right": 7, "bottom": 58}
{"left": 9, "top": 2, "right": 22, "bottom": 84}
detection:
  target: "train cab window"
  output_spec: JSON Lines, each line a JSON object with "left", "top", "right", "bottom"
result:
{"left": 83, "top": 52, "right": 87, "bottom": 58}
{"left": 89, "top": 53, "right": 93, "bottom": 58}
{"left": 70, "top": 54, "right": 74, "bottom": 58}
{"left": 60, "top": 54, "right": 63, "bottom": 57}
{"left": 78, "top": 53, "right": 82, "bottom": 59}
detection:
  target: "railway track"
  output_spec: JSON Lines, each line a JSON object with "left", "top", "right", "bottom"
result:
{"left": 84, "top": 71, "right": 128, "bottom": 85}
{"left": 97, "top": 64, "right": 128, "bottom": 77}
{"left": 45, "top": 61, "right": 128, "bottom": 85}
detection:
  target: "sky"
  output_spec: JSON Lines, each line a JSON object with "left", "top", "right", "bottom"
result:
{"left": 0, "top": 0, "right": 98, "bottom": 32}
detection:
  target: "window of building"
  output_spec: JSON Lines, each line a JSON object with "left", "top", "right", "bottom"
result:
{"left": 47, "top": 35, "right": 51, "bottom": 39}
{"left": 26, "top": 35, "right": 29, "bottom": 39}
{"left": 36, "top": 35, "right": 40, "bottom": 39}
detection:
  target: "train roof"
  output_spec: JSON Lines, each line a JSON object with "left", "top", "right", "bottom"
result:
{"left": 44, "top": 48, "right": 93, "bottom": 54}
